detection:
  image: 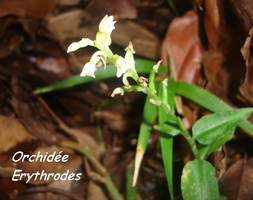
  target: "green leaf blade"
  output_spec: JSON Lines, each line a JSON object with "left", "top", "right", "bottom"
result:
{"left": 192, "top": 108, "right": 253, "bottom": 144}
{"left": 126, "top": 163, "right": 137, "bottom": 200}
{"left": 199, "top": 127, "right": 235, "bottom": 159}
{"left": 35, "top": 58, "right": 167, "bottom": 94}
{"left": 181, "top": 159, "right": 220, "bottom": 200}
{"left": 133, "top": 84, "right": 158, "bottom": 186}
{"left": 158, "top": 82, "right": 174, "bottom": 200}
{"left": 170, "top": 80, "right": 253, "bottom": 136}
{"left": 155, "top": 123, "right": 180, "bottom": 136}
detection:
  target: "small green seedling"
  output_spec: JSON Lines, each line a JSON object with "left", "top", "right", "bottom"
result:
{"left": 36, "top": 15, "right": 253, "bottom": 200}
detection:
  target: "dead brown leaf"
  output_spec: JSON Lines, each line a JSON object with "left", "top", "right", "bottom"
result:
{"left": 0, "top": 115, "right": 33, "bottom": 152}
{"left": 0, "top": 0, "right": 57, "bottom": 18}
{"left": 220, "top": 157, "right": 253, "bottom": 199}
{"left": 201, "top": 0, "right": 253, "bottom": 100}
{"left": 161, "top": 10, "right": 202, "bottom": 83}
{"left": 87, "top": 182, "right": 108, "bottom": 200}
{"left": 86, "top": 0, "right": 137, "bottom": 20}
{"left": 240, "top": 28, "right": 253, "bottom": 104}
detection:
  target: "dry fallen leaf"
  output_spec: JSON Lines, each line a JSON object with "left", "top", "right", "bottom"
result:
{"left": 201, "top": 0, "right": 253, "bottom": 99}
{"left": 161, "top": 10, "right": 202, "bottom": 83}
{"left": 0, "top": 0, "right": 57, "bottom": 18}
{"left": 86, "top": 0, "right": 137, "bottom": 20}
{"left": 220, "top": 157, "right": 253, "bottom": 199}
{"left": 88, "top": 182, "right": 108, "bottom": 200}
{"left": 0, "top": 115, "right": 33, "bottom": 152}
{"left": 240, "top": 27, "right": 253, "bottom": 104}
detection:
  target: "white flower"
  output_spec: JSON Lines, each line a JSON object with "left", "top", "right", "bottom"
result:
{"left": 115, "top": 56, "right": 128, "bottom": 77}
{"left": 124, "top": 42, "right": 136, "bottom": 73}
{"left": 99, "top": 15, "right": 116, "bottom": 35}
{"left": 111, "top": 87, "right": 124, "bottom": 97}
{"left": 67, "top": 38, "right": 94, "bottom": 53}
{"left": 80, "top": 51, "right": 108, "bottom": 78}
{"left": 80, "top": 62, "right": 96, "bottom": 77}
{"left": 90, "top": 51, "right": 107, "bottom": 68}
{"left": 95, "top": 32, "right": 112, "bottom": 48}
{"left": 115, "top": 43, "right": 136, "bottom": 78}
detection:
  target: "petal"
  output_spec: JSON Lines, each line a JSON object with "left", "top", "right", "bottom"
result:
{"left": 125, "top": 42, "right": 135, "bottom": 54}
{"left": 80, "top": 62, "right": 96, "bottom": 78}
{"left": 115, "top": 56, "right": 126, "bottom": 68}
{"left": 99, "top": 15, "right": 116, "bottom": 35}
{"left": 124, "top": 43, "right": 136, "bottom": 70}
{"left": 90, "top": 51, "right": 107, "bottom": 67}
{"left": 116, "top": 66, "right": 126, "bottom": 78}
{"left": 67, "top": 38, "right": 94, "bottom": 53}
{"left": 111, "top": 87, "right": 124, "bottom": 97}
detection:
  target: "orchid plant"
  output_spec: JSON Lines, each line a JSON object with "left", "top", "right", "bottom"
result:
{"left": 37, "top": 15, "right": 253, "bottom": 200}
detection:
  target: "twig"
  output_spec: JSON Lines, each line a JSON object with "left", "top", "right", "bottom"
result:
{"left": 61, "top": 141, "right": 123, "bottom": 200}
{"left": 84, "top": 159, "right": 106, "bottom": 183}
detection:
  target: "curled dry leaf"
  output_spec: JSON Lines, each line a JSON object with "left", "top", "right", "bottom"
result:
{"left": 11, "top": 97, "right": 59, "bottom": 144}
{"left": 240, "top": 27, "right": 253, "bottom": 104}
{"left": 161, "top": 10, "right": 202, "bottom": 83}
{"left": 0, "top": 0, "right": 57, "bottom": 18}
{"left": 0, "top": 115, "right": 33, "bottom": 152}
{"left": 202, "top": 0, "right": 243, "bottom": 98}
{"left": 201, "top": 0, "right": 253, "bottom": 100}
{"left": 227, "top": 0, "right": 253, "bottom": 34}
{"left": 220, "top": 158, "right": 253, "bottom": 199}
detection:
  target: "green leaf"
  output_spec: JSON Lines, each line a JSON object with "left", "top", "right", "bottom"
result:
{"left": 199, "top": 127, "right": 235, "bottom": 159}
{"left": 126, "top": 163, "right": 137, "bottom": 200}
{"left": 158, "top": 82, "right": 174, "bottom": 200}
{"left": 154, "top": 123, "right": 180, "bottom": 136}
{"left": 170, "top": 80, "right": 253, "bottom": 136}
{"left": 181, "top": 159, "right": 220, "bottom": 200}
{"left": 133, "top": 80, "right": 158, "bottom": 186}
{"left": 160, "top": 137, "right": 174, "bottom": 199}
{"left": 35, "top": 58, "right": 167, "bottom": 94}
{"left": 192, "top": 108, "right": 253, "bottom": 145}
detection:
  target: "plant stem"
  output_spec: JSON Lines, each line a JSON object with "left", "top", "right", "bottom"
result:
{"left": 177, "top": 119, "right": 199, "bottom": 159}
{"left": 105, "top": 174, "right": 123, "bottom": 200}
{"left": 182, "top": 130, "right": 199, "bottom": 158}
